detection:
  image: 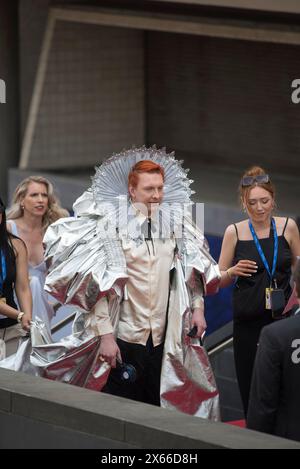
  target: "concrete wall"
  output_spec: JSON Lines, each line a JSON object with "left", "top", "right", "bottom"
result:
{"left": 19, "top": 0, "right": 90, "bottom": 136}
{"left": 147, "top": 31, "right": 300, "bottom": 177}
{"left": 19, "top": 0, "right": 50, "bottom": 137}
{"left": 24, "top": 20, "right": 144, "bottom": 170}
{"left": 1, "top": 368, "right": 299, "bottom": 449}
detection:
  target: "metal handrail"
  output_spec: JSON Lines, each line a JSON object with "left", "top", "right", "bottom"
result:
{"left": 207, "top": 337, "right": 233, "bottom": 356}
{"left": 51, "top": 311, "right": 77, "bottom": 334}
{"left": 204, "top": 320, "right": 234, "bottom": 356}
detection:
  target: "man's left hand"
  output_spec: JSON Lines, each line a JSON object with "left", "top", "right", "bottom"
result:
{"left": 191, "top": 307, "right": 207, "bottom": 338}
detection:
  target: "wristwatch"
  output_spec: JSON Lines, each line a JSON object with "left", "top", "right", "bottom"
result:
{"left": 17, "top": 312, "right": 25, "bottom": 323}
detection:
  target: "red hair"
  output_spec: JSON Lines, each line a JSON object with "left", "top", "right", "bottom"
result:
{"left": 128, "top": 160, "right": 165, "bottom": 189}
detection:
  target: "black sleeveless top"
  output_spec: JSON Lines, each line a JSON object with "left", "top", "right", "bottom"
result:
{"left": 232, "top": 219, "right": 292, "bottom": 322}
{"left": 0, "top": 242, "right": 18, "bottom": 329}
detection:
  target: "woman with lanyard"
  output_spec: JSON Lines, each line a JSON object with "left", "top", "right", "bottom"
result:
{"left": 218, "top": 166, "right": 300, "bottom": 417}
{"left": 0, "top": 197, "right": 32, "bottom": 358}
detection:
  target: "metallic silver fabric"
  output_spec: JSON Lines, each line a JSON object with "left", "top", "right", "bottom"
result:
{"left": 1, "top": 147, "right": 221, "bottom": 419}
{"left": 179, "top": 216, "right": 221, "bottom": 296}
{"left": 0, "top": 316, "right": 110, "bottom": 391}
{"left": 161, "top": 258, "right": 220, "bottom": 420}
{"left": 44, "top": 216, "right": 128, "bottom": 310}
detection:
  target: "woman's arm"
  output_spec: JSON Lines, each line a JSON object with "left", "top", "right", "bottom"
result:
{"left": 0, "top": 300, "right": 22, "bottom": 320}
{"left": 219, "top": 224, "right": 257, "bottom": 288}
{"left": 13, "top": 238, "right": 32, "bottom": 331}
{"left": 219, "top": 225, "right": 239, "bottom": 288}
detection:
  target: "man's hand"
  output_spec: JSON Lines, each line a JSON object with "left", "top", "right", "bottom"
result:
{"left": 99, "top": 333, "right": 122, "bottom": 368}
{"left": 191, "top": 307, "right": 207, "bottom": 338}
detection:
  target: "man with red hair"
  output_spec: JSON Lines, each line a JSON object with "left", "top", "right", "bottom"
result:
{"left": 42, "top": 148, "right": 220, "bottom": 418}
{"left": 98, "top": 160, "right": 206, "bottom": 406}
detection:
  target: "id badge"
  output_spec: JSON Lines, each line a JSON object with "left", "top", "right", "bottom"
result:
{"left": 265, "top": 287, "right": 272, "bottom": 309}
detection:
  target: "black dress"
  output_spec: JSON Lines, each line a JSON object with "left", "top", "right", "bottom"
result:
{"left": 0, "top": 245, "right": 18, "bottom": 329}
{"left": 232, "top": 218, "right": 292, "bottom": 416}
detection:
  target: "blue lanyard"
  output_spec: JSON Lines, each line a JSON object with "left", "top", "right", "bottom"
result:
{"left": 0, "top": 249, "right": 7, "bottom": 295}
{"left": 248, "top": 218, "right": 278, "bottom": 282}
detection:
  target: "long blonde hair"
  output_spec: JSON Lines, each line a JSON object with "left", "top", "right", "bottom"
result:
{"left": 7, "top": 176, "right": 69, "bottom": 231}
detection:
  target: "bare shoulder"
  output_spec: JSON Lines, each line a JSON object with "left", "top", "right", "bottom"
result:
{"left": 273, "top": 216, "right": 288, "bottom": 229}
{"left": 232, "top": 219, "right": 249, "bottom": 236}
{"left": 11, "top": 236, "right": 27, "bottom": 256}
{"left": 7, "top": 219, "right": 21, "bottom": 232}
{"left": 285, "top": 217, "right": 300, "bottom": 237}
{"left": 224, "top": 221, "right": 245, "bottom": 241}
{"left": 224, "top": 223, "right": 237, "bottom": 238}
{"left": 220, "top": 221, "right": 244, "bottom": 264}
{"left": 235, "top": 220, "right": 248, "bottom": 229}
{"left": 286, "top": 217, "right": 299, "bottom": 231}
{"left": 274, "top": 216, "right": 298, "bottom": 234}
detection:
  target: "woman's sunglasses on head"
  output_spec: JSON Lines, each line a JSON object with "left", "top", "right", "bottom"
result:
{"left": 241, "top": 174, "right": 270, "bottom": 187}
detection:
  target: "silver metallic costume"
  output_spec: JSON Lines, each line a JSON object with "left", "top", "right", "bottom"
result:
{"left": 1, "top": 147, "right": 220, "bottom": 420}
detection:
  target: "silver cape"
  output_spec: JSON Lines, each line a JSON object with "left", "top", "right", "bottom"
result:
{"left": 1, "top": 147, "right": 221, "bottom": 420}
